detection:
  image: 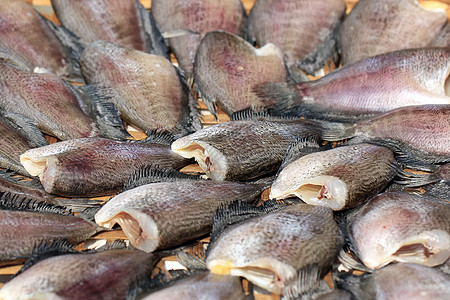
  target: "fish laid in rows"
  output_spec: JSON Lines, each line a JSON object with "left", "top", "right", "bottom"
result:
{"left": 151, "top": 0, "right": 246, "bottom": 78}
{"left": 248, "top": 0, "right": 346, "bottom": 77}
{"left": 0, "top": 247, "right": 159, "bottom": 300}
{"left": 206, "top": 203, "right": 340, "bottom": 297}
{"left": 171, "top": 115, "right": 322, "bottom": 181}
{"left": 81, "top": 41, "right": 200, "bottom": 137}
{"left": 0, "top": 199, "right": 100, "bottom": 260}
{"left": 338, "top": 0, "right": 447, "bottom": 65}
{"left": 270, "top": 144, "right": 396, "bottom": 211}
{"left": 0, "top": 0, "right": 81, "bottom": 81}
{"left": 95, "top": 180, "right": 265, "bottom": 252}
{"left": 141, "top": 272, "right": 246, "bottom": 300}
{"left": 323, "top": 105, "right": 450, "bottom": 166}
{"left": 0, "top": 111, "right": 47, "bottom": 176}
{"left": 51, "top": 0, "right": 167, "bottom": 56}
{"left": 341, "top": 191, "right": 450, "bottom": 270}
{"left": 257, "top": 48, "right": 450, "bottom": 121}
{"left": 194, "top": 31, "right": 287, "bottom": 116}
{"left": 336, "top": 263, "right": 450, "bottom": 300}
{"left": 20, "top": 137, "right": 191, "bottom": 197}
{"left": 430, "top": 23, "right": 450, "bottom": 47}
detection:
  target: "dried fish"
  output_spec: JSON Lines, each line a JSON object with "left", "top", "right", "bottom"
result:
{"left": 430, "top": 23, "right": 450, "bottom": 47}
{"left": 270, "top": 144, "right": 396, "bottom": 211}
{"left": 94, "top": 180, "right": 265, "bottom": 252}
{"left": 339, "top": 0, "right": 447, "bottom": 65}
{"left": 20, "top": 137, "right": 191, "bottom": 197}
{"left": 194, "top": 31, "right": 287, "bottom": 116}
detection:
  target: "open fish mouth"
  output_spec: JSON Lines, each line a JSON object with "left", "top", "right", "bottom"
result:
{"left": 171, "top": 140, "right": 228, "bottom": 181}
{"left": 20, "top": 153, "right": 58, "bottom": 192}
{"left": 270, "top": 176, "right": 348, "bottom": 210}
{"left": 95, "top": 210, "right": 159, "bottom": 253}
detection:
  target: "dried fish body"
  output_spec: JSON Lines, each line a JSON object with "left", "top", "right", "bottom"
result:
{"left": 171, "top": 119, "right": 321, "bottom": 181}
{"left": 345, "top": 191, "right": 450, "bottom": 269}
{"left": 20, "top": 137, "right": 191, "bottom": 197}
{"left": 194, "top": 31, "right": 288, "bottom": 116}
{"left": 248, "top": 0, "right": 346, "bottom": 75}
{"left": 430, "top": 24, "right": 450, "bottom": 47}
{"left": 95, "top": 181, "right": 265, "bottom": 252}
{"left": 151, "top": 0, "right": 246, "bottom": 76}
{"left": 0, "top": 249, "right": 159, "bottom": 300}
{"left": 81, "top": 41, "right": 199, "bottom": 137}
{"left": 270, "top": 144, "right": 396, "bottom": 210}
{"left": 339, "top": 0, "right": 447, "bottom": 65}
{"left": 206, "top": 204, "right": 339, "bottom": 295}
{"left": 0, "top": 63, "right": 98, "bottom": 140}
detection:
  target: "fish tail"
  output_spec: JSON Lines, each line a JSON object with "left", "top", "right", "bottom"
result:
{"left": 253, "top": 82, "right": 299, "bottom": 113}
{"left": 319, "top": 121, "right": 356, "bottom": 141}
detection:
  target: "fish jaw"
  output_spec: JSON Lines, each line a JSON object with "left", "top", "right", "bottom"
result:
{"left": 361, "top": 229, "right": 450, "bottom": 269}
{"left": 171, "top": 139, "right": 228, "bottom": 181}
{"left": 270, "top": 176, "right": 348, "bottom": 211}
{"left": 95, "top": 209, "right": 159, "bottom": 253}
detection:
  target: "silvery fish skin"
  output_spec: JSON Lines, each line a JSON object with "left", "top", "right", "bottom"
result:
{"left": 171, "top": 119, "right": 321, "bottom": 181}
{"left": 339, "top": 0, "right": 447, "bottom": 65}
{"left": 152, "top": 0, "right": 246, "bottom": 76}
{"left": 270, "top": 144, "right": 395, "bottom": 211}
{"left": 345, "top": 191, "right": 450, "bottom": 269}
{"left": 194, "top": 31, "right": 288, "bottom": 116}
{"left": 95, "top": 181, "right": 264, "bottom": 252}
{"left": 0, "top": 210, "right": 100, "bottom": 260}
{"left": 206, "top": 204, "right": 339, "bottom": 295}
{"left": 258, "top": 48, "right": 450, "bottom": 119}
{"left": 248, "top": 0, "right": 346, "bottom": 75}
{"left": 20, "top": 138, "right": 191, "bottom": 197}
{"left": 81, "top": 41, "right": 199, "bottom": 137}
{"left": 430, "top": 23, "right": 450, "bottom": 47}
{"left": 0, "top": 249, "right": 159, "bottom": 300}
{"left": 338, "top": 263, "right": 450, "bottom": 300}
{"left": 0, "top": 63, "right": 98, "bottom": 140}
{"left": 323, "top": 105, "right": 450, "bottom": 164}
{"left": 142, "top": 272, "right": 246, "bottom": 300}
{"left": 0, "top": 0, "right": 77, "bottom": 79}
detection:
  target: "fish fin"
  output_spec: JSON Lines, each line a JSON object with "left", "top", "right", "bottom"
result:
{"left": 422, "top": 182, "right": 450, "bottom": 202}
{"left": 394, "top": 168, "right": 440, "bottom": 188}
{"left": 86, "top": 239, "right": 130, "bottom": 252}
{"left": 279, "top": 136, "right": 323, "bottom": 171}
{"left": 0, "top": 111, "right": 48, "bottom": 147}
{"left": 0, "top": 194, "right": 72, "bottom": 216}
{"left": 176, "top": 251, "right": 207, "bottom": 270}
{"left": 230, "top": 107, "right": 297, "bottom": 122}
{"left": 395, "top": 153, "right": 439, "bottom": 171}
{"left": 142, "top": 129, "right": 176, "bottom": 145}
{"left": 337, "top": 247, "right": 373, "bottom": 274}
{"left": 282, "top": 264, "right": 326, "bottom": 300}
{"left": 77, "top": 206, "right": 103, "bottom": 221}
{"left": 332, "top": 270, "right": 365, "bottom": 300}
{"left": 254, "top": 82, "right": 298, "bottom": 112}
{"left": 65, "top": 83, "right": 92, "bottom": 116}
{"left": 196, "top": 86, "right": 218, "bottom": 118}
{"left": 138, "top": 2, "right": 169, "bottom": 59}
{"left": 320, "top": 121, "right": 356, "bottom": 141}
{"left": 82, "top": 84, "right": 131, "bottom": 140}
{"left": 13, "top": 239, "right": 78, "bottom": 278}
{"left": 243, "top": 175, "right": 276, "bottom": 190}
{"left": 0, "top": 47, "right": 30, "bottom": 71}
{"left": 287, "top": 65, "right": 309, "bottom": 83}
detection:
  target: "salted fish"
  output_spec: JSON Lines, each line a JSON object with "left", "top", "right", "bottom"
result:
{"left": 248, "top": 0, "right": 346, "bottom": 76}
{"left": 95, "top": 180, "right": 265, "bottom": 252}
{"left": 194, "top": 31, "right": 288, "bottom": 116}
{"left": 20, "top": 137, "right": 191, "bottom": 197}
{"left": 0, "top": 0, "right": 81, "bottom": 81}
{"left": 257, "top": 48, "right": 450, "bottom": 121}
{"left": 343, "top": 191, "right": 450, "bottom": 269}
{"left": 339, "top": 0, "right": 447, "bottom": 65}
{"left": 81, "top": 41, "right": 200, "bottom": 137}
{"left": 0, "top": 249, "right": 159, "bottom": 300}
{"left": 206, "top": 204, "right": 339, "bottom": 296}
{"left": 151, "top": 0, "right": 246, "bottom": 77}
{"left": 270, "top": 144, "right": 396, "bottom": 211}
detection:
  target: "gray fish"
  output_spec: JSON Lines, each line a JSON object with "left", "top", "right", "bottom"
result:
{"left": 151, "top": 0, "right": 246, "bottom": 78}
{"left": 142, "top": 272, "right": 246, "bottom": 300}
{"left": 339, "top": 0, "right": 447, "bottom": 65}
{"left": 322, "top": 105, "right": 450, "bottom": 165}
{"left": 344, "top": 191, "right": 450, "bottom": 269}
{"left": 94, "top": 180, "right": 265, "bottom": 252}
{"left": 206, "top": 204, "right": 339, "bottom": 296}
{"left": 80, "top": 41, "right": 200, "bottom": 137}
{"left": 248, "top": 0, "right": 346, "bottom": 76}
{"left": 0, "top": 0, "right": 80, "bottom": 81}
{"left": 336, "top": 263, "right": 450, "bottom": 300}
{"left": 20, "top": 137, "right": 191, "bottom": 197}
{"left": 0, "top": 249, "right": 159, "bottom": 300}
{"left": 194, "top": 31, "right": 288, "bottom": 116}
{"left": 51, "top": 0, "right": 167, "bottom": 56}
{"left": 430, "top": 23, "right": 450, "bottom": 47}
{"left": 257, "top": 48, "right": 450, "bottom": 121}
{"left": 0, "top": 63, "right": 99, "bottom": 140}
{"left": 270, "top": 144, "right": 396, "bottom": 211}
{"left": 171, "top": 117, "right": 322, "bottom": 181}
